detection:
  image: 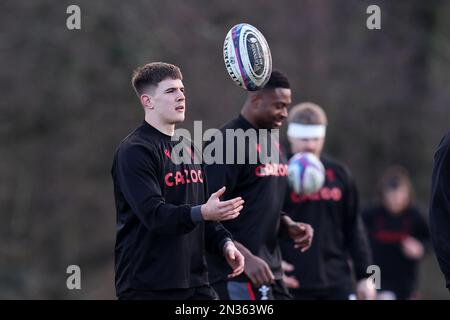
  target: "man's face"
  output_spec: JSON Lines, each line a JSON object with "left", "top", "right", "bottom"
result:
{"left": 288, "top": 136, "right": 325, "bottom": 158}
{"left": 148, "top": 78, "right": 186, "bottom": 124}
{"left": 255, "top": 88, "right": 291, "bottom": 129}
{"left": 383, "top": 185, "right": 410, "bottom": 214}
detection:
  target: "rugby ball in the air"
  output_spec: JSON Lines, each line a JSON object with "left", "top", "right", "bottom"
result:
{"left": 223, "top": 23, "right": 272, "bottom": 91}
{"left": 288, "top": 152, "right": 325, "bottom": 195}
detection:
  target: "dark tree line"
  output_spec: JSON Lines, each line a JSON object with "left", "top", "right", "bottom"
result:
{"left": 1, "top": 0, "right": 449, "bottom": 298}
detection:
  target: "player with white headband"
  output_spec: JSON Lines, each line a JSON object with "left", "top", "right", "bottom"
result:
{"left": 287, "top": 122, "right": 327, "bottom": 140}
{"left": 280, "top": 102, "right": 376, "bottom": 300}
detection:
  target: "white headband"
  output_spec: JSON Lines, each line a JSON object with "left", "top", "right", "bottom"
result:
{"left": 287, "top": 123, "right": 326, "bottom": 139}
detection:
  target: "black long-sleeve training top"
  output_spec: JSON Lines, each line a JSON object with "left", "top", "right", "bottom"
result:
{"left": 363, "top": 205, "right": 429, "bottom": 299}
{"left": 205, "top": 115, "right": 288, "bottom": 283}
{"left": 430, "top": 130, "right": 450, "bottom": 291}
{"left": 111, "top": 121, "right": 231, "bottom": 296}
{"left": 280, "top": 156, "right": 372, "bottom": 291}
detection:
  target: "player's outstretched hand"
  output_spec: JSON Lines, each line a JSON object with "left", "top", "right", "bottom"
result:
{"left": 201, "top": 186, "right": 244, "bottom": 221}
{"left": 224, "top": 241, "right": 245, "bottom": 279}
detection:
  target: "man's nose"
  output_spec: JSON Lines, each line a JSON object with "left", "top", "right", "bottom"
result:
{"left": 176, "top": 90, "right": 185, "bottom": 101}
{"left": 304, "top": 140, "right": 316, "bottom": 150}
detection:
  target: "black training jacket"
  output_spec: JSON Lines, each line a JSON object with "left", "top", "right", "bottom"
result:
{"left": 112, "top": 121, "right": 231, "bottom": 295}
{"left": 430, "top": 131, "right": 450, "bottom": 290}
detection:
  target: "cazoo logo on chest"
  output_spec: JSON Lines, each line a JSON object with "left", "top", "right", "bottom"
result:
{"left": 290, "top": 187, "right": 342, "bottom": 203}
{"left": 165, "top": 169, "right": 204, "bottom": 187}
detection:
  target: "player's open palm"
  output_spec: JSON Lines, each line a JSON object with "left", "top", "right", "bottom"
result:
{"left": 201, "top": 186, "right": 244, "bottom": 221}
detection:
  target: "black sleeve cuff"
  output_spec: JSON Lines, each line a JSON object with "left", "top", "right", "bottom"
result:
{"left": 190, "top": 205, "right": 204, "bottom": 223}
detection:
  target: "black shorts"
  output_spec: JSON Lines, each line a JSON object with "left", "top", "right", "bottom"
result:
{"left": 212, "top": 279, "right": 292, "bottom": 300}
{"left": 118, "top": 285, "right": 219, "bottom": 300}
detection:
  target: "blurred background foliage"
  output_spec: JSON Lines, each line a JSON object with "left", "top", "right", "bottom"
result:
{"left": 1, "top": 0, "right": 449, "bottom": 298}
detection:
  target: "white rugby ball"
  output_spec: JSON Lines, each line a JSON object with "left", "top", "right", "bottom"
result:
{"left": 223, "top": 23, "right": 272, "bottom": 91}
{"left": 288, "top": 152, "right": 326, "bottom": 195}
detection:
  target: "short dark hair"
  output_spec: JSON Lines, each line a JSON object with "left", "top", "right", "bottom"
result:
{"left": 263, "top": 70, "right": 291, "bottom": 90}
{"left": 131, "top": 62, "right": 183, "bottom": 96}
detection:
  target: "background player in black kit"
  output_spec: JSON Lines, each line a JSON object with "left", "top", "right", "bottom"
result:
{"left": 280, "top": 102, "right": 375, "bottom": 300}
{"left": 430, "top": 131, "right": 450, "bottom": 293}
{"left": 363, "top": 166, "right": 429, "bottom": 299}
{"left": 111, "top": 62, "right": 245, "bottom": 300}
{"left": 205, "top": 71, "right": 314, "bottom": 300}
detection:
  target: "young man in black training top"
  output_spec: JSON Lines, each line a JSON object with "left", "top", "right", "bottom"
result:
{"left": 430, "top": 131, "right": 450, "bottom": 293}
{"left": 280, "top": 102, "right": 375, "bottom": 300}
{"left": 112, "top": 62, "right": 245, "bottom": 299}
{"left": 205, "top": 71, "right": 314, "bottom": 300}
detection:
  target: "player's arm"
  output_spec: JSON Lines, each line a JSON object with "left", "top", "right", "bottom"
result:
{"left": 116, "top": 145, "right": 243, "bottom": 235}
{"left": 342, "top": 175, "right": 372, "bottom": 279}
{"left": 413, "top": 211, "right": 430, "bottom": 247}
{"left": 233, "top": 241, "right": 275, "bottom": 287}
{"left": 342, "top": 171, "right": 375, "bottom": 299}
{"left": 279, "top": 214, "right": 314, "bottom": 252}
{"left": 203, "top": 220, "right": 245, "bottom": 278}
{"left": 401, "top": 210, "right": 429, "bottom": 260}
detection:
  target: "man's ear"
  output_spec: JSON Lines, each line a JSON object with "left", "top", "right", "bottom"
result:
{"left": 140, "top": 94, "right": 154, "bottom": 109}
